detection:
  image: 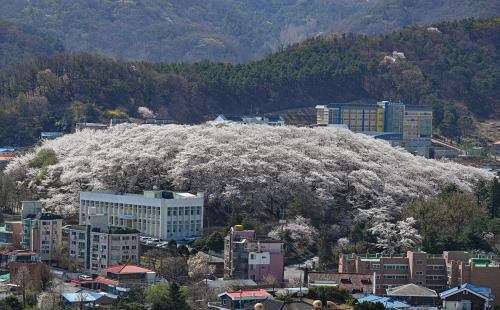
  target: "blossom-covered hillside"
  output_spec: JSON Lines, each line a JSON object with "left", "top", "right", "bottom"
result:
{"left": 6, "top": 124, "right": 489, "bottom": 223}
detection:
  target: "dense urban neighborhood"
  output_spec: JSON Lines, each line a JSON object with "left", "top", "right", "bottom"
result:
{"left": 0, "top": 99, "right": 499, "bottom": 310}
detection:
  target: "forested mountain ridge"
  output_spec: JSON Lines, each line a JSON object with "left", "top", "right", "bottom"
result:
{"left": 0, "top": 0, "right": 499, "bottom": 62}
{"left": 0, "top": 20, "right": 63, "bottom": 69}
{"left": 0, "top": 18, "right": 498, "bottom": 146}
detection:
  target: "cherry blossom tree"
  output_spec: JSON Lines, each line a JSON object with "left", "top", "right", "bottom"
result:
{"left": 368, "top": 217, "right": 422, "bottom": 254}
{"left": 187, "top": 252, "right": 216, "bottom": 280}
{"left": 6, "top": 124, "right": 490, "bottom": 228}
{"left": 268, "top": 216, "right": 319, "bottom": 248}
{"left": 138, "top": 106, "right": 155, "bottom": 118}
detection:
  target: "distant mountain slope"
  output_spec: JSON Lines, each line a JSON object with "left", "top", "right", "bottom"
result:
{"left": 0, "top": 18, "right": 498, "bottom": 146}
{"left": 0, "top": 0, "right": 498, "bottom": 62}
{"left": 0, "top": 20, "right": 63, "bottom": 69}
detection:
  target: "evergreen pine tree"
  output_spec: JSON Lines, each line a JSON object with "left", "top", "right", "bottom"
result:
{"left": 166, "top": 282, "right": 191, "bottom": 310}
{"left": 490, "top": 178, "right": 500, "bottom": 218}
{"left": 318, "top": 229, "right": 332, "bottom": 270}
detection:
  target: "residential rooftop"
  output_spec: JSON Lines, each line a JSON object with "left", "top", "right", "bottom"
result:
{"left": 91, "top": 226, "right": 140, "bottom": 235}
{"left": 103, "top": 263, "right": 154, "bottom": 274}
{"left": 220, "top": 289, "right": 272, "bottom": 300}
{"left": 0, "top": 250, "right": 36, "bottom": 256}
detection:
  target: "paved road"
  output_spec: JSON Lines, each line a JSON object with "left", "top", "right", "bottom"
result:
{"left": 284, "top": 256, "right": 318, "bottom": 285}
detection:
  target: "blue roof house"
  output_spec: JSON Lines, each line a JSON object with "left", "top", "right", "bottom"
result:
{"left": 62, "top": 290, "right": 117, "bottom": 308}
{"left": 440, "top": 284, "right": 495, "bottom": 310}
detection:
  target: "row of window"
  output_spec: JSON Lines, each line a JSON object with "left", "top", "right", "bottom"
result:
{"left": 426, "top": 265, "right": 446, "bottom": 270}
{"left": 81, "top": 201, "right": 202, "bottom": 217}
{"left": 426, "top": 275, "right": 446, "bottom": 280}
{"left": 383, "top": 274, "right": 408, "bottom": 280}
{"left": 371, "top": 264, "right": 409, "bottom": 270}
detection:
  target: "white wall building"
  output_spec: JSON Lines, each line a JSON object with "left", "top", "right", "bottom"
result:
{"left": 79, "top": 191, "right": 204, "bottom": 240}
{"left": 67, "top": 225, "right": 140, "bottom": 274}
{"left": 21, "top": 201, "right": 63, "bottom": 262}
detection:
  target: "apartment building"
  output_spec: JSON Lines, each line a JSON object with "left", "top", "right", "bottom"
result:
{"left": 339, "top": 251, "right": 500, "bottom": 296}
{"left": 224, "top": 225, "right": 284, "bottom": 283}
{"left": 0, "top": 221, "right": 22, "bottom": 247}
{"left": 21, "top": 201, "right": 63, "bottom": 262}
{"left": 68, "top": 214, "right": 140, "bottom": 274}
{"left": 24, "top": 214, "right": 63, "bottom": 262}
{"left": 340, "top": 251, "right": 448, "bottom": 294}
{"left": 316, "top": 101, "right": 433, "bottom": 156}
{"left": 79, "top": 190, "right": 204, "bottom": 240}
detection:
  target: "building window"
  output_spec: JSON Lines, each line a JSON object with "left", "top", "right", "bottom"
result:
{"left": 416, "top": 260, "right": 423, "bottom": 265}
{"left": 416, "top": 271, "right": 423, "bottom": 275}
{"left": 383, "top": 264, "right": 408, "bottom": 270}
{"left": 426, "top": 275, "right": 446, "bottom": 281}
{"left": 426, "top": 265, "right": 445, "bottom": 270}
{"left": 371, "top": 264, "right": 381, "bottom": 270}
{"left": 383, "top": 274, "right": 408, "bottom": 280}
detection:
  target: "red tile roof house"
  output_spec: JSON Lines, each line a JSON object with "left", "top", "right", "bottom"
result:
{"left": 72, "top": 276, "right": 123, "bottom": 295}
{"left": 209, "top": 289, "right": 273, "bottom": 310}
{"left": 102, "top": 264, "right": 157, "bottom": 286}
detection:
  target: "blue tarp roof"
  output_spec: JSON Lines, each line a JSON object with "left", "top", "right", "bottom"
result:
{"left": 62, "top": 290, "right": 118, "bottom": 303}
{"left": 358, "top": 294, "right": 411, "bottom": 308}
{"left": 440, "top": 284, "right": 495, "bottom": 301}
{"left": 62, "top": 291, "right": 102, "bottom": 303}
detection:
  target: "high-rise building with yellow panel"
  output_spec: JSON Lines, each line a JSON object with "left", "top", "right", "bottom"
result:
{"left": 315, "top": 101, "right": 433, "bottom": 156}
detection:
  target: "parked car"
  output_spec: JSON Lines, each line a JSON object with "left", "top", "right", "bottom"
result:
{"left": 145, "top": 238, "right": 161, "bottom": 245}
{"left": 156, "top": 241, "right": 169, "bottom": 248}
{"left": 78, "top": 275, "right": 92, "bottom": 281}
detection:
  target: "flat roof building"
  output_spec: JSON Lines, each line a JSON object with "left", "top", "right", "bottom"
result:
{"left": 316, "top": 101, "right": 433, "bottom": 157}
{"left": 67, "top": 219, "right": 140, "bottom": 274}
{"left": 339, "top": 251, "right": 500, "bottom": 297}
{"left": 224, "top": 226, "right": 284, "bottom": 283}
{"left": 79, "top": 190, "right": 204, "bottom": 240}
{"left": 21, "top": 201, "right": 63, "bottom": 262}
